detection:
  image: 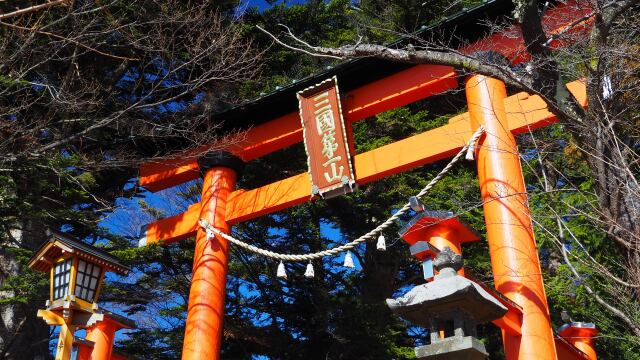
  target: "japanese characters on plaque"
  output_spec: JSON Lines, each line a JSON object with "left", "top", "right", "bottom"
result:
{"left": 297, "top": 76, "right": 356, "bottom": 199}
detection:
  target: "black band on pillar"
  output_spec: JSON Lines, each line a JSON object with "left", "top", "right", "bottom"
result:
{"left": 197, "top": 151, "right": 245, "bottom": 177}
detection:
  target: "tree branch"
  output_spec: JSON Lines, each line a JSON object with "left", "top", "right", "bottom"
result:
{"left": 560, "top": 222, "right": 640, "bottom": 336}
{"left": 0, "top": 21, "right": 138, "bottom": 61}
{"left": 0, "top": 0, "right": 70, "bottom": 21}
{"left": 255, "top": 23, "right": 595, "bottom": 126}
{"left": 256, "top": 25, "right": 533, "bottom": 90}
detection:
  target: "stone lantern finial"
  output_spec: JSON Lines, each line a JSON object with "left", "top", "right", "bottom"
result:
{"left": 433, "top": 247, "right": 463, "bottom": 273}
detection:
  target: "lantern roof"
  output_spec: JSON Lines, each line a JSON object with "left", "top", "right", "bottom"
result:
{"left": 73, "top": 337, "right": 95, "bottom": 349}
{"left": 558, "top": 322, "right": 599, "bottom": 338}
{"left": 398, "top": 210, "right": 481, "bottom": 246}
{"left": 27, "top": 229, "right": 130, "bottom": 275}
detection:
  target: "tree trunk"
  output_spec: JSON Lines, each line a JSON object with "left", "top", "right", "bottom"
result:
{"left": 0, "top": 223, "right": 51, "bottom": 359}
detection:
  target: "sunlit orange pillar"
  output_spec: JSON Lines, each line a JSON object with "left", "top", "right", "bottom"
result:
{"left": 558, "top": 323, "right": 598, "bottom": 360}
{"left": 466, "top": 75, "right": 556, "bottom": 360}
{"left": 85, "top": 313, "right": 134, "bottom": 360}
{"left": 86, "top": 319, "right": 117, "bottom": 360}
{"left": 182, "top": 152, "right": 243, "bottom": 360}
{"left": 75, "top": 340, "right": 94, "bottom": 360}
{"left": 429, "top": 236, "right": 461, "bottom": 254}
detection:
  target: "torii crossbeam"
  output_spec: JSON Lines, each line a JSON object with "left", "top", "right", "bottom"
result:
{"left": 136, "top": 2, "right": 594, "bottom": 359}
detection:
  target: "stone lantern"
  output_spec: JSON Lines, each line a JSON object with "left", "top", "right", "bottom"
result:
{"left": 387, "top": 247, "right": 507, "bottom": 359}
{"left": 28, "top": 230, "right": 133, "bottom": 360}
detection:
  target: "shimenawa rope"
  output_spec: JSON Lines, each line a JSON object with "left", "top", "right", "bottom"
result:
{"left": 199, "top": 126, "right": 485, "bottom": 262}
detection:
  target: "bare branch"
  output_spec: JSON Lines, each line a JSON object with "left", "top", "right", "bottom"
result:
{"left": 0, "top": 21, "right": 139, "bottom": 61}
{"left": 256, "top": 25, "right": 342, "bottom": 59}
{"left": 0, "top": 0, "right": 70, "bottom": 21}
{"left": 257, "top": 24, "right": 534, "bottom": 90}
{"left": 560, "top": 221, "right": 640, "bottom": 336}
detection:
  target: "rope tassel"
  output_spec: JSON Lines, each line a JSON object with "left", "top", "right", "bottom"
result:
{"left": 465, "top": 140, "right": 476, "bottom": 161}
{"left": 304, "top": 262, "right": 315, "bottom": 278}
{"left": 376, "top": 234, "right": 386, "bottom": 251}
{"left": 343, "top": 251, "right": 355, "bottom": 268}
{"left": 276, "top": 261, "right": 287, "bottom": 279}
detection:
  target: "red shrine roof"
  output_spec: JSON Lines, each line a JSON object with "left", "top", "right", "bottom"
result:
{"left": 399, "top": 210, "right": 481, "bottom": 246}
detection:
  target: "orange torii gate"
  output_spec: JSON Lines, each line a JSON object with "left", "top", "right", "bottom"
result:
{"left": 136, "top": 2, "right": 594, "bottom": 359}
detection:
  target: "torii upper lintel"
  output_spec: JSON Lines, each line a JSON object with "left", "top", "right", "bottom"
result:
{"left": 139, "top": 80, "right": 586, "bottom": 247}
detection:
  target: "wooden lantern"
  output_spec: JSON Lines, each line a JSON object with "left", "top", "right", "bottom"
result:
{"left": 28, "top": 229, "right": 129, "bottom": 313}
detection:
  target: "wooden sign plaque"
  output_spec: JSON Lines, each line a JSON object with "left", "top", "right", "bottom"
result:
{"left": 297, "top": 76, "right": 356, "bottom": 199}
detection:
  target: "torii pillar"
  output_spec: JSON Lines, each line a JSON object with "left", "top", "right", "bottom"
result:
{"left": 182, "top": 152, "right": 244, "bottom": 360}
{"left": 85, "top": 314, "right": 134, "bottom": 360}
{"left": 466, "top": 75, "right": 556, "bottom": 360}
{"left": 558, "top": 323, "right": 599, "bottom": 360}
